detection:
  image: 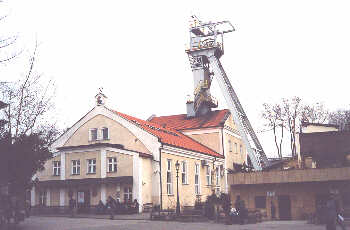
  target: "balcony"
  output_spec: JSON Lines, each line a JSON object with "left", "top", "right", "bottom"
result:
{"left": 228, "top": 167, "right": 350, "bottom": 186}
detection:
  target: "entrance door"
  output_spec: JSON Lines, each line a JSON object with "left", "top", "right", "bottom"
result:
{"left": 278, "top": 195, "right": 291, "bottom": 220}
{"left": 77, "top": 190, "right": 91, "bottom": 213}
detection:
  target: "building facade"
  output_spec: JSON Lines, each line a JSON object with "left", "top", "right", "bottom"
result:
{"left": 32, "top": 93, "right": 247, "bottom": 213}
{"left": 228, "top": 122, "right": 350, "bottom": 220}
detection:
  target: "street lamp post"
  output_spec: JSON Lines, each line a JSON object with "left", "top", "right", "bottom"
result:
{"left": 175, "top": 160, "right": 180, "bottom": 216}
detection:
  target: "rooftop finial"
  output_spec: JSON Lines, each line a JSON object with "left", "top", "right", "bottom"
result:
{"left": 95, "top": 87, "right": 107, "bottom": 106}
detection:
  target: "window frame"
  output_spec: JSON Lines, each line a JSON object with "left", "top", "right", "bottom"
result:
{"left": 228, "top": 140, "right": 232, "bottom": 152}
{"left": 206, "top": 166, "right": 211, "bottom": 186}
{"left": 215, "top": 167, "right": 220, "bottom": 186}
{"left": 166, "top": 159, "right": 173, "bottom": 195}
{"left": 53, "top": 161, "right": 61, "bottom": 176}
{"left": 181, "top": 161, "right": 188, "bottom": 185}
{"left": 87, "top": 158, "right": 96, "bottom": 174}
{"left": 39, "top": 190, "right": 47, "bottom": 206}
{"left": 89, "top": 128, "right": 98, "bottom": 141}
{"left": 124, "top": 187, "right": 132, "bottom": 202}
{"left": 101, "top": 127, "right": 109, "bottom": 140}
{"left": 194, "top": 163, "right": 200, "bottom": 195}
{"left": 107, "top": 157, "right": 117, "bottom": 173}
{"left": 71, "top": 160, "right": 80, "bottom": 175}
{"left": 235, "top": 143, "right": 238, "bottom": 154}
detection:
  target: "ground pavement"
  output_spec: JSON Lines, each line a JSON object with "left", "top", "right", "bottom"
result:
{"left": 15, "top": 216, "right": 346, "bottom": 230}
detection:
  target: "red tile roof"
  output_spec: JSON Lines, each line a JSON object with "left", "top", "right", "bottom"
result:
{"left": 113, "top": 110, "right": 223, "bottom": 158}
{"left": 149, "top": 109, "right": 230, "bottom": 131}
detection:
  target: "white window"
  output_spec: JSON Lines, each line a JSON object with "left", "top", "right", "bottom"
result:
{"left": 72, "top": 160, "right": 80, "bottom": 175}
{"left": 108, "top": 157, "right": 117, "bottom": 172}
{"left": 87, "top": 159, "right": 96, "bottom": 174}
{"left": 90, "top": 128, "right": 98, "bottom": 141}
{"left": 39, "top": 190, "right": 47, "bottom": 206}
{"left": 181, "top": 161, "right": 188, "bottom": 184}
{"left": 206, "top": 166, "right": 211, "bottom": 186}
{"left": 215, "top": 167, "right": 220, "bottom": 186}
{"left": 102, "top": 127, "right": 109, "bottom": 140}
{"left": 166, "top": 159, "right": 173, "bottom": 195}
{"left": 53, "top": 161, "right": 61, "bottom": 176}
{"left": 228, "top": 140, "right": 232, "bottom": 152}
{"left": 124, "top": 187, "right": 132, "bottom": 202}
{"left": 235, "top": 143, "right": 238, "bottom": 153}
{"left": 195, "top": 163, "right": 200, "bottom": 195}
{"left": 116, "top": 186, "right": 121, "bottom": 202}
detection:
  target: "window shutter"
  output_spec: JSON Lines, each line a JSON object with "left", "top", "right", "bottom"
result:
{"left": 88, "top": 129, "right": 92, "bottom": 141}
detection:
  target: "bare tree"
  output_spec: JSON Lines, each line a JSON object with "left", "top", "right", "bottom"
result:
{"left": 262, "top": 103, "right": 284, "bottom": 158}
{"left": 301, "top": 102, "right": 329, "bottom": 123}
{"left": 328, "top": 108, "right": 350, "bottom": 131}
{"left": 0, "top": 42, "right": 60, "bottom": 192}
{"left": 281, "top": 97, "right": 303, "bottom": 157}
{"left": 0, "top": 1, "right": 21, "bottom": 63}
{"left": 0, "top": 41, "right": 56, "bottom": 140}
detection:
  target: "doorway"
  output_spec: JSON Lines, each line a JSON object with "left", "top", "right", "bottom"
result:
{"left": 278, "top": 195, "right": 291, "bottom": 220}
{"left": 77, "top": 189, "right": 91, "bottom": 213}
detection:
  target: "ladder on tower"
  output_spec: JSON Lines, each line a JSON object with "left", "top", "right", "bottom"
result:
{"left": 208, "top": 55, "right": 269, "bottom": 170}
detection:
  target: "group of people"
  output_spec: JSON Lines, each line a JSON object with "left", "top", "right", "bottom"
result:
{"left": 227, "top": 195, "right": 247, "bottom": 225}
{"left": 95, "top": 197, "right": 139, "bottom": 219}
{"left": 105, "top": 196, "right": 139, "bottom": 219}
{"left": 233, "top": 195, "right": 248, "bottom": 224}
{"left": 69, "top": 196, "right": 139, "bottom": 219}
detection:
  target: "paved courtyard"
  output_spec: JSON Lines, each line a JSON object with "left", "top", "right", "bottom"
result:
{"left": 14, "top": 216, "right": 345, "bottom": 230}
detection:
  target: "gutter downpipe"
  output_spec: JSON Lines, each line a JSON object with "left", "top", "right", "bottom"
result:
{"left": 159, "top": 142, "right": 163, "bottom": 210}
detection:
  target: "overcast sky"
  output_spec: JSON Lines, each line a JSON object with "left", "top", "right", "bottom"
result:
{"left": 1, "top": 0, "right": 350, "bottom": 157}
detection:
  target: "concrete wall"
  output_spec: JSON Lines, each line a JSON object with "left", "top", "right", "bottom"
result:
{"left": 223, "top": 114, "right": 246, "bottom": 168}
{"left": 141, "top": 157, "right": 153, "bottom": 205}
{"left": 37, "top": 150, "right": 134, "bottom": 182}
{"left": 106, "top": 150, "right": 133, "bottom": 177}
{"left": 230, "top": 181, "right": 350, "bottom": 220}
{"left": 187, "top": 132, "right": 221, "bottom": 154}
{"left": 36, "top": 155, "right": 61, "bottom": 181}
{"left": 65, "top": 151, "right": 101, "bottom": 179}
{"left": 223, "top": 133, "right": 246, "bottom": 168}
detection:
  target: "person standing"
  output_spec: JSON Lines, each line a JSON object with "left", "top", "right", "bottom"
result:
{"left": 69, "top": 197, "right": 76, "bottom": 218}
{"left": 106, "top": 196, "right": 115, "bottom": 220}
{"left": 325, "top": 192, "right": 339, "bottom": 230}
{"left": 234, "top": 195, "right": 246, "bottom": 225}
{"left": 271, "top": 201, "right": 276, "bottom": 220}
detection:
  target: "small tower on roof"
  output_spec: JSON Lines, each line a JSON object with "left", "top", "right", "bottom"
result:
{"left": 95, "top": 87, "right": 107, "bottom": 106}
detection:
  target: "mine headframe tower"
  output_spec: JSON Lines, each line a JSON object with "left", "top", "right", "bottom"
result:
{"left": 186, "top": 16, "right": 269, "bottom": 171}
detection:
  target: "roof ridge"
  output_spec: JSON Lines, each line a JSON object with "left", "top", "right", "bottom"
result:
{"left": 152, "top": 109, "right": 229, "bottom": 118}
